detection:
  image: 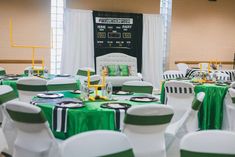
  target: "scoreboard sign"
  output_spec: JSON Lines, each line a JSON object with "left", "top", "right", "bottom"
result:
{"left": 93, "top": 11, "right": 143, "bottom": 72}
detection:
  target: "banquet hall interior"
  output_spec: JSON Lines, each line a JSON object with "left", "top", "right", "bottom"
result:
{"left": 0, "top": 0, "right": 235, "bottom": 157}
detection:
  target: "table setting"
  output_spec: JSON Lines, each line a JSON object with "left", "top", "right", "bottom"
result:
{"left": 161, "top": 68, "right": 231, "bottom": 130}
{"left": 30, "top": 84, "right": 160, "bottom": 140}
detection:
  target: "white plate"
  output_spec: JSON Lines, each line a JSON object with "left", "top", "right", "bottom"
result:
{"left": 108, "top": 103, "right": 126, "bottom": 109}
{"left": 37, "top": 93, "right": 64, "bottom": 99}
{"left": 71, "top": 90, "right": 81, "bottom": 94}
{"left": 133, "top": 98, "right": 152, "bottom": 102}
{"left": 59, "top": 103, "right": 83, "bottom": 108}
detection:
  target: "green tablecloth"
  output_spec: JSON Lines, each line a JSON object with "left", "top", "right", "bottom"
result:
{"left": 37, "top": 92, "right": 160, "bottom": 139}
{"left": 160, "top": 81, "right": 228, "bottom": 130}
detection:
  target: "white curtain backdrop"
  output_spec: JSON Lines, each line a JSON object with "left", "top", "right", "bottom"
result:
{"left": 142, "top": 14, "right": 164, "bottom": 88}
{"left": 61, "top": 9, "right": 94, "bottom": 75}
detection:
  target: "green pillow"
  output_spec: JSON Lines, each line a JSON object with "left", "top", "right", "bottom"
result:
{"left": 107, "top": 65, "right": 119, "bottom": 76}
{"left": 119, "top": 65, "right": 129, "bottom": 76}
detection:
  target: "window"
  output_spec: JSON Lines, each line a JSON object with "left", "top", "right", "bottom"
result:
{"left": 160, "top": 0, "right": 172, "bottom": 70}
{"left": 51, "top": 0, "right": 65, "bottom": 74}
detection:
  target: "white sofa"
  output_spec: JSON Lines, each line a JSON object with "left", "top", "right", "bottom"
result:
{"left": 96, "top": 53, "right": 142, "bottom": 87}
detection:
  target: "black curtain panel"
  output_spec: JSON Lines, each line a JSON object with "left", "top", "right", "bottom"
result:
{"left": 93, "top": 11, "right": 143, "bottom": 72}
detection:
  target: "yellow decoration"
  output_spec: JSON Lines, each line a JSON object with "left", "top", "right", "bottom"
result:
{"left": 87, "top": 70, "right": 107, "bottom": 101}
{"left": 200, "top": 63, "right": 202, "bottom": 72}
{"left": 9, "top": 18, "right": 51, "bottom": 75}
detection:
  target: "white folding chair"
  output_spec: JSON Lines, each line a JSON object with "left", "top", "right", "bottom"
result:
{"left": 0, "top": 67, "right": 6, "bottom": 76}
{"left": 176, "top": 63, "right": 189, "bottom": 76}
{"left": 122, "top": 81, "right": 153, "bottom": 94}
{"left": 198, "top": 63, "right": 209, "bottom": 71}
{"left": 166, "top": 92, "right": 205, "bottom": 157}
{"left": 165, "top": 81, "right": 195, "bottom": 123}
{"left": 163, "top": 70, "right": 184, "bottom": 80}
{"left": 61, "top": 130, "right": 134, "bottom": 157}
{"left": 123, "top": 104, "right": 174, "bottom": 157}
{"left": 16, "top": 77, "right": 47, "bottom": 103}
{"left": 180, "top": 130, "right": 235, "bottom": 157}
{"left": 0, "top": 85, "right": 18, "bottom": 155}
{"left": 47, "top": 78, "right": 77, "bottom": 91}
{"left": 222, "top": 88, "right": 235, "bottom": 131}
{"left": 5, "top": 101, "right": 61, "bottom": 157}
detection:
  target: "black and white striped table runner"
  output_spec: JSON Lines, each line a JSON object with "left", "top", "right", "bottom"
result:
{"left": 52, "top": 106, "right": 68, "bottom": 133}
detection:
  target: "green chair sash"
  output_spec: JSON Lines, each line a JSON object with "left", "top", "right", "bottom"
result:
{"left": 102, "top": 149, "right": 135, "bottom": 157}
{"left": 77, "top": 70, "right": 95, "bottom": 76}
{"left": 0, "top": 90, "right": 17, "bottom": 105}
{"left": 17, "top": 84, "right": 47, "bottom": 92}
{"left": 192, "top": 98, "right": 203, "bottom": 111}
{"left": 47, "top": 83, "right": 77, "bottom": 91}
{"left": 122, "top": 85, "right": 153, "bottom": 94}
{"left": 85, "top": 80, "right": 100, "bottom": 85}
{"left": 7, "top": 109, "right": 46, "bottom": 123}
{"left": 0, "top": 70, "right": 6, "bottom": 76}
{"left": 181, "top": 149, "right": 235, "bottom": 157}
{"left": 124, "top": 113, "right": 173, "bottom": 125}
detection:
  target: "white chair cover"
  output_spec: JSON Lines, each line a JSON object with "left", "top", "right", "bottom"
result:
{"left": 0, "top": 85, "right": 18, "bottom": 155}
{"left": 123, "top": 104, "right": 174, "bottom": 157}
{"left": 180, "top": 130, "right": 235, "bottom": 157}
{"left": 166, "top": 92, "right": 205, "bottom": 157}
{"left": 16, "top": 77, "right": 47, "bottom": 103}
{"left": 122, "top": 81, "right": 153, "bottom": 94}
{"left": 164, "top": 81, "right": 195, "bottom": 123}
{"left": 47, "top": 77, "right": 77, "bottom": 91}
{"left": 176, "top": 63, "right": 189, "bottom": 76}
{"left": 163, "top": 70, "right": 184, "bottom": 80}
{"left": 222, "top": 88, "right": 235, "bottom": 131}
{"left": 5, "top": 101, "right": 61, "bottom": 157}
{"left": 61, "top": 130, "right": 134, "bottom": 157}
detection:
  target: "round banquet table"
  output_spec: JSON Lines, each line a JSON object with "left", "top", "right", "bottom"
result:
{"left": 33, "top": 92, "right": 161, "bottom": 140}
{"left": 160, "top": 80, "right": 229, "bottom": 130}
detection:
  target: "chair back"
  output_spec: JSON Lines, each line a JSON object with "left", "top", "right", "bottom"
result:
{"left": 0, "top": 85, "right": 17, "bottom": 155}
{"left": 180, "top": 130, "right": 235, "bottom": 157}
{"left": 165, "top": 92, "right": 205, "bottom": 157}
{"left": 222, "top": 88, "right": 235, "bottom": 131}
{"left": 123, "top": 104, "right": 174, "bottom": 157}
{"left": 0, "top": 67, "right": 6, "bottom": 76}
{"left": 47, "top": 78, "right": 77, "bottom": 91}
{"left": 165, "top": 81, "right": 195, "bottom": 123}
{"left": 61, "top": 130, "right": 134, "bottom": 157}
{"left": 5, "top": 101, "right": 59, "bottom": 157}
{"left": 176, "top": 63, "right": 189, "bottom": 76}
{"left": 122, "top": 81, "right": 153, "bottom": 94}
{"left": 163, "top": 70, "right": 184, "bottom": 80}
{"left": 16, "top": 77, "right": 47, "bottom": 103}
